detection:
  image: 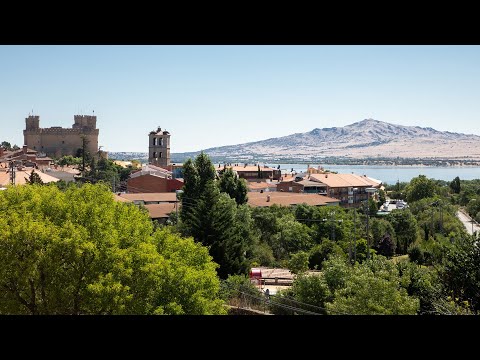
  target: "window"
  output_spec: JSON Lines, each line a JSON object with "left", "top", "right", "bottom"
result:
{"left": 62, "top": 141, "right": 65, "bottom": 144}
{"left": 153, "top": 151, "right": 157, "bottom": 159}
{"left": 153, "top": 138, "right": 157, "bottom": 146}
{"left": 159, "top": 138, "right": 163, "bottom": 146}
{"left": 159, "top": 152, "right": 162, "bottom": 158}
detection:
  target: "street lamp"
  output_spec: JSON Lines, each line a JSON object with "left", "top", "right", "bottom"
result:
{"left": 322, "top": 211, "right": 343, "bottom": 241}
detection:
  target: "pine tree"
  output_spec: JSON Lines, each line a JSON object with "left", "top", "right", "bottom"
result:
{"left": 218, "top": 167, "right": 248, "bottom": 205}
{"left": 25, "top": 170, "right": 44, "bottom": 185}
{"left": 180, "top": 153, "right": 251, "bottom": 278}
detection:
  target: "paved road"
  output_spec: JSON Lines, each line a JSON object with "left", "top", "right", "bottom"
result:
{"left": 457, "top": 210, "right": 480, "bottom": 235}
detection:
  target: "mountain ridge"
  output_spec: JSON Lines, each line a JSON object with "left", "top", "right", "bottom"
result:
{"left": 109, "top": 119, "right": 480, "bottom": 163}
{"left": 171, "top": 119, "right": 480, "bottom": 162}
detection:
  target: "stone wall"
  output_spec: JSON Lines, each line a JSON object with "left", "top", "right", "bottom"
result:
{"left": 23, "top": 115, "right": 99, "bottom": 159}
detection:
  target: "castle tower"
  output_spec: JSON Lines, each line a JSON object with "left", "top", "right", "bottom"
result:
{"left": 25, "top": 115, "right": 40, "bottom": 130}
{"left": 148, "top": 126, "right": 170, "bottom": 167}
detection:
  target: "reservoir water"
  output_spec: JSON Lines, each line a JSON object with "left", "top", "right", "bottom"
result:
{"left": 266, "top": 164, "right": 480, "bottom": 185}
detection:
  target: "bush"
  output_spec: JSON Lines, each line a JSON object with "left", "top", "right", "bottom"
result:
{"left": 219, "top": 275, "right": 263, "bottom": 309}
{"left": 408, "top": 243, "right": 425, "bottom": 264}
{"left": 288, "top": 251, "right": 309, "bottom": 274}
{"left": 308, "top": 240, "right": 345, "bottom": 269}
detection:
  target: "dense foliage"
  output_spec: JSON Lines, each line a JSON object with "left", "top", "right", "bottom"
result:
{"left": 0, "top": 183, "right": 225, "bottom": 314}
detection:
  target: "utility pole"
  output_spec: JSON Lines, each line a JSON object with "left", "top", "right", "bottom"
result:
{"left": 9, "top": 161, "right": 15, "bottom": 185}
{"left": 365, "top": 187, "right": 378, "bottom": 261}
{"left": 323, "top": 211, "right": 343, "bottom": 242}
{"left": 352, "top": 188, "right": 358, "bottom": 265}
{"left": 351, "top": 208, "right": 357, "bottom": 265}
{"left": 331, "top": 211, "right": 335, "bottom": 241}
{"left": 365, "top": 201, "right": 370, "bottom": 261}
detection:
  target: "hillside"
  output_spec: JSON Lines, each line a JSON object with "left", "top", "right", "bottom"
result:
{"left": 171, "top": 119, "right": 480, "bottom": 163}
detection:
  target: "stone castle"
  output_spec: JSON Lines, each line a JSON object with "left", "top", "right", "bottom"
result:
{"left": 23, "top": 114, "right": 99, "bottom": 159}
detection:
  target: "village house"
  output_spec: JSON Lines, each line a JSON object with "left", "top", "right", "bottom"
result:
{"left": 0, "top": 166, "right": 60, "bottom": 186}
{"left": 127, "top": 164, "right": 183, "bottom": 193}
{"left": 114, "top": 192, "right": 178, "bottom": 224}
{"left": 217, "top": 164, "right": 282, "bottom": 181}
{"left": 0, "top": 145, "right": 53, "bottom": 170}
{"left": 309, "top": 173, "right": 382, "bottom": 207}
{"left": 247, "top": 181, "right": 277, "bottom": 192}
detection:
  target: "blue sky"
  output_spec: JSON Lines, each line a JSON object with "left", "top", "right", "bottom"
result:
{"left": 1, "top": 45, "right": 480, "bottom": 153}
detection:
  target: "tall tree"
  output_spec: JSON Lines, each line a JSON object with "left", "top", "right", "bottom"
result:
{"left": 0, "top": 183, "right": 225, "bottom": 314}
{"left": 1, "top": 141, "right": 12, "bottom": 151}
{"left": 180, "top": 153, "right": 250, "bottom": 278}
{"left": 25, "top": 170, "right": 44, "bottom": 185}
{"left": 449, "top": 176, "right": 461, "bottom": 194}
{"left": 387, "top": 210, "right": 418, "bottom": 254}
{"left": 405, "top": 175, "right": 436, "bottom": 203}
{"left": 325, "top": 257, "right": 419, "bottom": 315}
{"left": 218, "top": 167, "right": 248, "bottom": 205}
{"left": 370, "top": 218, "right": 396, "bottom": 249}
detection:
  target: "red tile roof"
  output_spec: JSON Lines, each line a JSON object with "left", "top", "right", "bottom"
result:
{"left": 144, "top": 203, "right": 176, "bottom": 219}
{"left": 309, "top": 173, "right": 378, "bottom": 188}
{"left": 116, "top": 192, "right": 177, "bottom": 202}
{"left": 247, "top": 191, "right": 340, "bottom": 207}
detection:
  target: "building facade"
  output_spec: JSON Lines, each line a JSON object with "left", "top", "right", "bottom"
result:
{"left": 148, "top": 127, "right": 170, "bottom": 167}
{"left": 23, "top": 115, "right": 99, "bottom": 159}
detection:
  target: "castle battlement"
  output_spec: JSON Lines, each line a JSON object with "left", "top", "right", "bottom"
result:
{"left": 23, "top": 114, "right": 99, "bottom": 159}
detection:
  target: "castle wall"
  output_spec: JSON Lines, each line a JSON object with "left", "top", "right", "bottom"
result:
{"left": 24, "top": 115, "right": 99, "bottom": 159}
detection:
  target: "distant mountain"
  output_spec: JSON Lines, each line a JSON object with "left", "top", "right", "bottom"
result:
{"left": 171, "top": 119, "right": 480, "bottom": 162}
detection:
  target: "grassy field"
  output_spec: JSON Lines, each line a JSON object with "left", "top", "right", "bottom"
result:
{"left": 390, "top": 254, "right": 409, "bottom": 264}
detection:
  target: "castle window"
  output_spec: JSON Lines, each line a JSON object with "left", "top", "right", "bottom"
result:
{"left": 153, "top": 138, "right": 157, "bottom": 146}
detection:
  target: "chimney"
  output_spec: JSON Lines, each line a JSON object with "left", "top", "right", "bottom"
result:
{"left": 266, "top": 195, "right": 271, "bottom": 202}
{"left": 23, "top": 145, "right": 28, "bottom": 154}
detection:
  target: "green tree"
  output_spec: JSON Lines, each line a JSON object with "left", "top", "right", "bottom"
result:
{"left": 450, "top": 176, "right": 461, "bottom": 194}
{"left": 396, "top": 260, "right": 442, "bottom": 314}
{"left": 378, "top": 188, "right": 386, "bottom": 206}
{"left": 218, "top": 167, "right": 248, "bottom": 205}
{"left": 308, "top": 239, "right": 345, "bottom": 270}
{"left": 387, "top": 210, "right": 418, "bottom": 255}
{"left": 288, "top": 251, "right": 310, "bottom": 274}
{"left": 180, "top": 153, "right": 250, "bottom": 279}
{"left": 368, "top": 197, "right": 378, "bottom": 215}
{"left": 271, "top": 213, "right": 314, "bottom": 260}
{"left": 370, "top": 218, "right": 396, "bottom": 248}
{"left": 325, "top": 257, "right": 420, "bottom": 315}
{"left": 0, "top": 183, "right": 225, "bottom": 314}
{"left": 219, "top": 275, "right": 263, "bottom": 309}
{"left": 322, "top": 255, "right": 351, "bottom": 293}
{"left": 439, "top": 236, "right": 480, "bottom": 312}
{"left": 1, "top": 141, "right": 12, "bottom": 151}
{"left": 376, "top": 233, "right": 396, "bottom": 258}
{"left": 290, "top": 274, "right": 331, "bottom": 315}
{"left": 25, "top": 170, "right": 44, "bottom": 185}
{"left": 405, "top": 175, "right": 436, "bottom": 203}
